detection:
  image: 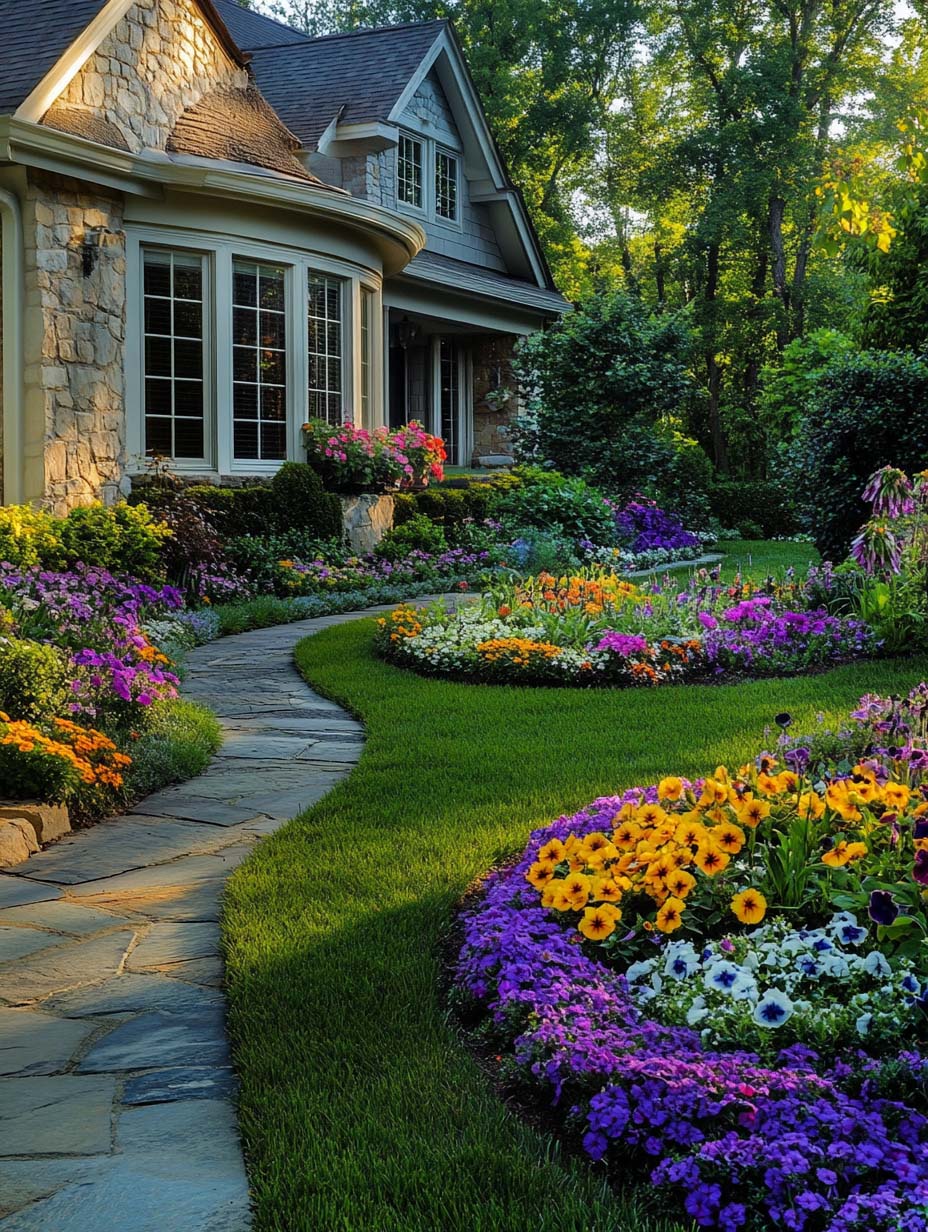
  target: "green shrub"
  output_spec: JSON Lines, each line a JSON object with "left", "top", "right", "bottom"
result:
{"left": 270, "top": 463, "right": 343, "bottom": 540}
{"left": 0, "top": 638, "right": 72, "bottom": 723}
{"left": 0, "top": 506, "right": 63, "bottom": 569}
{"left": 375, "top": 515, "right": 447, "bottom": 561}
{"left": 57, "top": 502, "right": 168, "bottom": 580}
{"left": 0, "top": 502, "right": 167, "bottom": 579}
{"left": 758, "top": 329, "right": 856, "bottom": 438}
{"left": 793, "top": 350, "right": 928, "bottom": 559}
{"left": 512, "top": 291, "right": 692, "bottom": 491}
{"left": 136, "top": 466, "right": 343, "bottom": 543}
{"left": 180, "top": 484, "right": 276, "bottom": 538}
{"left": 494, "top": 466, "right": 616, "bottom": 544}
{"left": 709, "top": 479, "right": 799, "bottom": 539}
{"left": 393, "top": 483, "right": 499, "bottom": 534}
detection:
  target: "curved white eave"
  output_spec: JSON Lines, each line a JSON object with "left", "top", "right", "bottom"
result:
{"left": 0, "top": 117, "right": 427, "bottom": 274}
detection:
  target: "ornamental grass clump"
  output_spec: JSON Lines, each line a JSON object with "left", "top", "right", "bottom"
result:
{"left": 454, "top": 704, "right": 928, "bottom": 1230}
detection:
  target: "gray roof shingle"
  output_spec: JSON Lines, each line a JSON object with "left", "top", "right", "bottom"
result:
{"left": 168, "top": 81, "right": 339, "bottom": 188}
{"left": 404, "top": 250, "right": 568, "bottom": 316}
{"left": 0, "top": 0, "right": 110, "bottom": 115}
{"left": 245, "top": 21, "right": 446, "bottom": 149}
{"left": 211, "top": 0, "right": 310, "bottom": 50}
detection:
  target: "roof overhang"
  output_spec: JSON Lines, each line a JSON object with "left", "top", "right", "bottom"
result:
{"left": 14, "top": 0, "right": 248, "bottom": 125}
{"left": 0, "top": 116, "right": 425, "bottom": 273}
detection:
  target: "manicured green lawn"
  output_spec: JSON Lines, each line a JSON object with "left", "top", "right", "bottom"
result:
{"left": 223, "top": 540, "right": 918, "bottom": 1232}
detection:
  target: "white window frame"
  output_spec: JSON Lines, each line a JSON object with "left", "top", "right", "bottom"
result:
{"left": 125, "top": 226, "right": 384, "bottom": 476}
{"left": 231, "top": 258, "right": 292, "bottom": 467}
{"left": 397, "top": 132, "right": 425, "bottom": 214}
{"left": 434, "top": 146, "right": 461, "bottom": 226}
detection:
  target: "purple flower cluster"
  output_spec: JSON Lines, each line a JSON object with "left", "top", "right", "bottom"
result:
{"left": 699, "top": 597, "right": 876, "bottom": 673}
{"left": 614, "top": 498, "right": 701, "bottom": 554}
{"left": 456, "top": 790, "right": 928, "bottom": 1231}
{"left": 279, "top": 547, "right": 491, "bottom": 595}
{"left": 0, "top": 564, "right": 182, "bottom": 726}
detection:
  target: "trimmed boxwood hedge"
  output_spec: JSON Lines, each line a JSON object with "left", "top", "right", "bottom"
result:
{"left": 133, "top": 463, "right": 343, "bottom": 542}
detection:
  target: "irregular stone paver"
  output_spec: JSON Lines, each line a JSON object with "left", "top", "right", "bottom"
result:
{"left": 127, "top": 922, "right": 220, "bottom": 970}
{"left": 0, "top": 900, "right": 122, "bottom": 935}
{"left": 0, "top": 1008, "right": 95, "bottom": 1076}
{"left": 0, "top": 603, "right": 407, "bottom": 1228}
{"left": 0, "top": 1075, "right": 117, "bottom": 1154}
{"left": 77, "top": 1010, "right": 229, "bottom": 1073}
{"left": 0, "top": 930, "right": 135, "bottom": 1005}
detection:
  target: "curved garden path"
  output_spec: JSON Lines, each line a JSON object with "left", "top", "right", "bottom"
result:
{"left": 0, "top": 607, "right": 403, "bottom": 1230}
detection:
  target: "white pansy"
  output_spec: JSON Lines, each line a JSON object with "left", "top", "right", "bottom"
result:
{"left": 753, "top": 989, "right": 795, "bottom": 1028}
{"left": 863, "top": 951, "right": 891, "bottom": 978}
{"left": 856, "top": 1012, "right": 873, "bottom": 1036}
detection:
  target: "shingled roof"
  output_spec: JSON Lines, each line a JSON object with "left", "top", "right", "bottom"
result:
{"left": 211, "top": 0, "right": 310, "bottom": 50}
{"left": 0, "top": 0, "right": 110, "bottom": 115}
{"left": 167, "top": 81, "right": 340, "bottom": 187}
{"left": 43, "top": 104, "right": 131, "bottom": 150}
{"left": 244, "top": 21, "right": 447, "bottom": 150}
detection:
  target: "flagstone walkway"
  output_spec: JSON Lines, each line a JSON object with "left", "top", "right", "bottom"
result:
{"left": 0, "top": 607, "right": 398, "bottom": 1230}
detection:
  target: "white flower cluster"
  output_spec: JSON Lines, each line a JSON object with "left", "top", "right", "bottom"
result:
{"left": 624, "top": 913, "right": 925, "bottom": 1056}
{"left": 389, "top": 607, "right": 608, "bottom": 680}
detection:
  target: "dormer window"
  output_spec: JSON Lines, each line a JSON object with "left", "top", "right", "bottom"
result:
{"left": 435, "top": 150, "right": 458, "bottom": 221}
{"left": 398, "top": 135, "right": 423, "bottom": 209}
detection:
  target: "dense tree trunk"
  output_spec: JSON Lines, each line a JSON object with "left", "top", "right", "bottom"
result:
{"left": 768, "top": 194, "right": 790, "bottom": 352}
{"left": 654, "top": 241, "right": 666, "bottom": 307}
{"left": 704, "top": 240, "right": 729, "bottom": 471}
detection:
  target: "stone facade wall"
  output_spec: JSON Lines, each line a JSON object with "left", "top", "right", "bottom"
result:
{"left": 22, "top": 172, "right": 128, "bottom": 514}
{"left": 19, "top": 0, "right": 253, "bottom": 513}
{"left": 0, "top": 227, "right": 4, "bottom": 505}
{"left": 53, "top": 0, "right": 248, "bottom": 154}
{"left": 471, "top": 334, "right": 520, "bottom": 461}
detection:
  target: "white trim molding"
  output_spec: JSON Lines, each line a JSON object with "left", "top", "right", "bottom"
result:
{"left": 0, "top": 187, "right": 25, "bottom": 504}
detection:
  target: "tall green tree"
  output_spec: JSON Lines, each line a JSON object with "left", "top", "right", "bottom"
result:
{"left": 595, "top": 0, "right": 904, "bottom": 468}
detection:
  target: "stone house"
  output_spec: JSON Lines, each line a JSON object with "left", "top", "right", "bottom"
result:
{"left": 0, "top": 0, "right": 567, "bottom": 513}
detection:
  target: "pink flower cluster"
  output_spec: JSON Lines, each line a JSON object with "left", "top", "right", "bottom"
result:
{"left": 303, "top": 418, "right": 445, "bottom": 494}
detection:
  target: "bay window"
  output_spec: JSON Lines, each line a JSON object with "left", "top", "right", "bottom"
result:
{"left": 132, "top": 235, "right": 382, "bottom": 473}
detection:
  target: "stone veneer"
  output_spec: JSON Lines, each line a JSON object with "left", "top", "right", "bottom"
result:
{"left": 54, "top": 0, "right": 247, "bottom": 154}
{"left": 22, "top": 172, "right": 128, "bottom": 514}
{"left": 471, "top": 333, "right": 520, "bottom": 460}
{"left": 19, "top": 0, "right": 250, "bottom": 512}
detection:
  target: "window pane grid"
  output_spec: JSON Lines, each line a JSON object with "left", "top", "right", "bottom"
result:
{"left": 360, "top": 289, "right": 373, "bottom": 422}
{"left": 308, "top": 271, "right": 344, "bottom": 425}
{"left": 436, "top": 150, "right": 458, "bottom": 221}
{"left": 440, "top": 337, "right": 459, "bottom": 466}
{"left": 398, "top": 135, "right": 423, "bottom": 208}
{"left": 232, "top": 260, "right": 287, "bottom": 462}
{"left": 143, "top": 250, "right": 206, "bottom": 461}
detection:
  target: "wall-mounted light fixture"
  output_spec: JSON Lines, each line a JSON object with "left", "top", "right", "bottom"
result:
{"left": 394, "top": 315, "right": 419, "bottom": 350}
{"left": 82, "top": 225, "right": 115, "bottom": 277}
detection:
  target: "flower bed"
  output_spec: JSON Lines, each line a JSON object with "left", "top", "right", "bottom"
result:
{"left": 375, "top": 569, "right": 876, "bottom": 686}
{"left": 0, "top": 564, "right": 188, "bottom": 818}
{"left": 454, "top": 693, "right": 928, "bottom": 1229}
